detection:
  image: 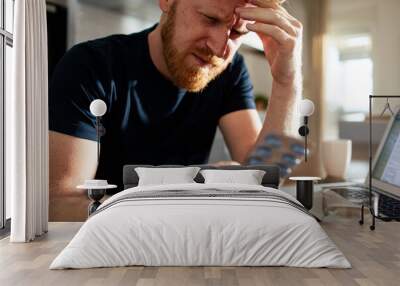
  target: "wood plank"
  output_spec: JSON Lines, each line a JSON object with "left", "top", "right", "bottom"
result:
{"left": 0, "top": 217, "right": 399, "bottom": 286}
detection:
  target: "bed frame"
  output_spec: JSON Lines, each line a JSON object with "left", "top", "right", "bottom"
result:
{"left": 123, "top": 165, "right": 280, "bottom": 190}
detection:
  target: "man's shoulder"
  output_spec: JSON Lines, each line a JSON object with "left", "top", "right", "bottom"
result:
{"left": 227, "top": 52, "right": 246, "bottom": 73}
{"left": 216, "top": 52, "right": 249, "bottom": 87}
{"left": 66, "top": 27, "right": 153, "bottom": 64}
{"left": 85, "top": 28, "right": 149, "bottom": 50}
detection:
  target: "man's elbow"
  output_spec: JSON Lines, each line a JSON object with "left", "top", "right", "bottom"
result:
{"left": 49, "top": 178, "right": 90, "bottom": 222}
{"left": 49, "top": 178, "right": 86, "bottom": 199}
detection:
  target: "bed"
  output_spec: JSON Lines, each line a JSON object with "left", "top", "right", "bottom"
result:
{"left": 50, "top": 165, "right": 351, "bottom": 269}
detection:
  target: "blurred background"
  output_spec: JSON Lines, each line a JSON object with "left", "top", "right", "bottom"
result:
{"left": 2, "top": 0, "right": 400, "bottom": 224}
{"left": 44, "top": 0, "right": 400, "bottom": 177}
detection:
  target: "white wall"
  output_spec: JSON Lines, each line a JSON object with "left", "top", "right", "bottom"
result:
{"left": 239, "top": 49, "right": 272, "bottom": 97}
{"left": 373, "top": 0, "right": 400, "bottom": 96}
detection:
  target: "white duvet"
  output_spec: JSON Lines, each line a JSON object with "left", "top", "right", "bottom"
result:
{"left": 50, "top": 183, "right": 351, "bottom": 269}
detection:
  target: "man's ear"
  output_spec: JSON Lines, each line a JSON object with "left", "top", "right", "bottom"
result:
{"left": 159, "top": 0, "right": 173, "bottom": 13}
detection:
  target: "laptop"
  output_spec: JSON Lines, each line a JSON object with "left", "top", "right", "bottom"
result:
{"left": 368, "top": 106, "right": 400, "bottom": 199}
{"left": 328, "top": 106, "right": 400, "bottom": 217}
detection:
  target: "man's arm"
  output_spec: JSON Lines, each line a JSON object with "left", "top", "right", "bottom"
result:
{"left": 219, "top": 80, "right": 299, "bottom": 164}
{"left": 220, "top": 1, "right": 303, "bottom": 164}
{"left": 49, "top": 131, "right": 98, "bottom": 221}
{"left": 256, "top": 79, "right": 301, "bottom": 138}
{"left": 219, "top": 109, "right": 261, "bottom": 164}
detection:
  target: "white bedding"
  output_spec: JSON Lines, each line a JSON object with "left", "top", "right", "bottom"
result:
{"left": 50, "top": 183, "right": 351, "bottom": 269}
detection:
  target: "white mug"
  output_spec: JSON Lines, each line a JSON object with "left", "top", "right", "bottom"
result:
{"left": 322, "top": 140, "right": 352, "bottom": 179}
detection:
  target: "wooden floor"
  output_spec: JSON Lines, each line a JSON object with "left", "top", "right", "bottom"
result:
{"left": 0, "top": 216, "right": 399, "bottom": 286}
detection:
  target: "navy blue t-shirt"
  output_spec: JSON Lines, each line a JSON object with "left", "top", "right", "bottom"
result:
{"left": 49, "top": 26, "right": 255, "bottom": 192}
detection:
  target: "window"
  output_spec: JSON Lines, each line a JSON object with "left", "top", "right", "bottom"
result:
{"left": 324, "top": 33, "right": 373, "bottom": 138}
{"left": 0, "top": 0, "right": 14, "bottom": 231}
{"left": 326, "top": 34, "right": 373, "bottom": 113}
{"left": 337, "top": 58, "right": 373, "bottom": 113}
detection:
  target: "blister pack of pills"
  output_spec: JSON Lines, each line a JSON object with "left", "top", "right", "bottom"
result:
{"left": 245, "top": 133, "right": 310, "bottom": 180}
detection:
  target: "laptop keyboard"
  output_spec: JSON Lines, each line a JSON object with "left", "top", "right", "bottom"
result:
{"left": 379, "top": 195, "right": 400, "bottom": 218}
{"left": 328, "top": 187, "right": 370, "bottom": 205}
{"left": 327, "top": 186, "right": 400, "bottom": 218}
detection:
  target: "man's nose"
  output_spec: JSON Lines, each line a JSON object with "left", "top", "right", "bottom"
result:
{"left": 206, "top": 28, "right": 230, "bottom": 59}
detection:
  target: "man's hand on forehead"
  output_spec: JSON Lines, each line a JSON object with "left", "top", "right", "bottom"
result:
{"left": 237, "top": 0, "right": 290, "bottom": 33}
{"left": 235, "top": 0, "right": 302, "bottom": 85}
{"left": 236, "top": 0, "right": 301, "bottom": 51}
{"left": 244, "top": 0, "right": 286, "bottom": 9}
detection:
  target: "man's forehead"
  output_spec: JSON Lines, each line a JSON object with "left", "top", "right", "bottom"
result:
{"left": 197, "top": 0, "right": 252, "bottom": 13}
{"left": 194, "top": 0, "right": 253, "bottom": 22}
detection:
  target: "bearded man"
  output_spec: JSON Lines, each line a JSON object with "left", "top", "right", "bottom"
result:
{"left": 49, "top": 0, "right": 303, "bottom": 221}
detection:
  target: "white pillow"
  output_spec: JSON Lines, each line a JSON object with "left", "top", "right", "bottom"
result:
{"left": 135, "top": 167, "right": 201, "bottom": 186}
{"left": 200, "top": 169, "right": 266, "bottom": 185}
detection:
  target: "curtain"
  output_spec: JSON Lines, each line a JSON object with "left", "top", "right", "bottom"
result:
{"left": 9, "top": 0, "right": 49, "bottom": 242}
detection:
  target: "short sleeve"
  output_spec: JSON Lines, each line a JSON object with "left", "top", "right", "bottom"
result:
{"left": 219, "top": 53, "right": 256, "bottom": 117}
{"left": 49, "top": 44, "right": 104, "bottom": 141}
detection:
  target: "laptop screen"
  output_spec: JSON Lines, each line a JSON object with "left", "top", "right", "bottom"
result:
{"left": 372, "top": 111, "right": 400, "bottom": 189}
